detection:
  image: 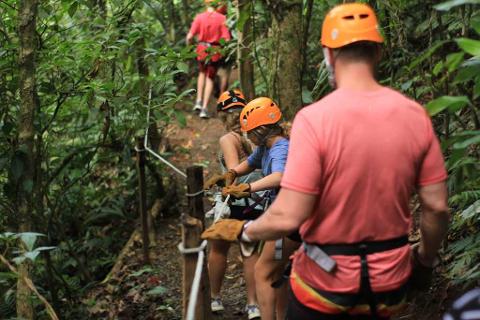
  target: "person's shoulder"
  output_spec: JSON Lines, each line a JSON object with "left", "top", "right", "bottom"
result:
{"left": 271, "top": 138, "right": 289, "bottom": 152}
{"left": 296, "top": 89, "right": 342, "bottom": 120}
{"left": 219, "top": 132, "right": 235, "bottom": 143}
{"left": 383, "top": 86, "right": 429, "bottom": 116}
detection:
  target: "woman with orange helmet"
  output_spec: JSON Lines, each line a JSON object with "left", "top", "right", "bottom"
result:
{"left": 204, "top": 89, "right": 262, "bottom": 319}
{"left": 210, "top": 97, "right": 300, "bottom": 320}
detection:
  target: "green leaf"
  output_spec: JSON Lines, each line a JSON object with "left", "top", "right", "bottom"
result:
{"left": 453, "top": 134, "right": 480, "bottom": 149}
{"left": 460, "top": 199, "right": 480, "bottom": 220}
{"left": 472, "top": 15, "right": 480, "bottom": 35}
{"left": 474, "top": 78, "right": 480, "bottom": 99}
{"left": 445, "top": 52, "right": 464, "bottom": 72}
{"left": 454, "top": 62, "right": 480, "bottom": 83}
{"left": 433, "top": 61, "right": 444, "bottom": 76}
{"left": 176, "top": 62, "right": 188, "bottom": 74}
{"left": 237, "top": 2, "right": 252, "bottom": 31}
{"left": 34, "top": 246, "right": 56, "bottom": 252}
{"left": 434, "top": 0, "right": 480, "bottom": 11}
{"left": 19, "top": 232, "right": 44, "bottom": 251}
{"left": 147, "top": 285, "right": 168, "bottom": 296}
{"left": 409, "top": 40, "right": 449, "bottom": 71}
{"left": 302, "top": 89, "right": 313, "bottom": 104}
{"left": 456, "top": 38, "right": 480, "bottom": 56}
{"left": 68, "top": 1, "right": 78, "bottom": 17}
{"left": 23, "top": 251, "right": 40, "bottom": 262}
{"left": 425, "top": 96, "right": 471, "bottom": 116}
{"left": 174, "top": 110, "right": 187, "bottom": 128}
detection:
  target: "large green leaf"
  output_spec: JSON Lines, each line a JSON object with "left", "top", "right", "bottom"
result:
{"left": 456, "top": 38, "right": 480, "bottom": 56}
{"left": 409, "top": 40, "right": 449, "bottom": 71}
{"left": 434, "top": 0, "right": 480, "bottom": 11}
{"left": 19, "top": 232, "right": 44, "bottom": 251}
{"left": 426, "top": 96, "right": 471, "bottom": 116}
{"left": 472, "top": 15, "right": 480, "bottom": 35}
{"left": 453, "top": 134, "right": 480, "bottom": 149}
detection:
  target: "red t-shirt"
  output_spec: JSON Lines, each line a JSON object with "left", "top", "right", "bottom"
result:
{"left": 281, "top": 87, "right": 447, "bottom": 295}
{"left": 189, "top": 10, "right": 230, "bottom": 62}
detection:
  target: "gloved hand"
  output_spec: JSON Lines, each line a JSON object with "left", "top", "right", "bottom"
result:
{"left": 409, "top": 243, "right": 439, "bottom": 292}
{"left": 203, "top": 170, "right": 237, "bottom": 190}
{"left": 201, "top": 219, "right": 246, "bottom": 242}
{"left": 222, "top": 183, "right": 250, "bottom": 199}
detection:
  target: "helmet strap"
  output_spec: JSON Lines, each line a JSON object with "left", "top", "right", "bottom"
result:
{"left": 323, "top": 47, "right": 337, "bottom": 88}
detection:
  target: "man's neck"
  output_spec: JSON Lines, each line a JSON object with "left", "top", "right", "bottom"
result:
{"left": 206, "top": 7, "right": 214, "bottom": 12}
{"left": 335, "top": 61, "right": 382, "bottom": 92}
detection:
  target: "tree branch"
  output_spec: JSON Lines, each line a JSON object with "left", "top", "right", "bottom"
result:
{"left": 0, "top": 254, "right": 60, "bottom": 320}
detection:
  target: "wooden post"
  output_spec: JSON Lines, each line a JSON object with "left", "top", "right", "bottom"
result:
{"left": 186, "top": 166, "right": 205, "bottom": 221}
{"left": 136, "top": 137, "right": 150, "bottom": 264}
{"left": 182, "top": 166, "right": 211, "bottom": 320}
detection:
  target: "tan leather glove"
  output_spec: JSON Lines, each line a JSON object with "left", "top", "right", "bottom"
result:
{"left": 201, "top": 219, "right": 246, "bottom": 242}
{"left": 222, "top": 183, "right": 250, "bottom": 199}
{"left": 203, "top": 170, "right": 237, "bottom": 190}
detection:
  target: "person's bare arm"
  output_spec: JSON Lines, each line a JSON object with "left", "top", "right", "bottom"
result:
{"left": 417, "top": 181, "right": 450, "bottom": 266}
{"left": 219, "top": 134, "right": 240, "bottom": 170}
{"left": 245, "top": 188, "right": 316, "bottom": 241}
{"left": 186, "top": 32, "right": 194, "bottom": 45}
{"left": 249, "top": 172, "right": 282, "bottom": 193}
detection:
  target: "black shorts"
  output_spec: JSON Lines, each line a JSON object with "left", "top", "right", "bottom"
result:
{"left": 229, "top": 205, "right": 262, "bottom": 221}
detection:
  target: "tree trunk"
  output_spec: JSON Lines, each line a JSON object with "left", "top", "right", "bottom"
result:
{"left": 237, "top": 0, "right": 255, "bottom": 100}
{"left": 265, "top": 0, "right": 303, "bottom": 119}
{"left": 17, "top": 0, "right": 38, "bottom": 317}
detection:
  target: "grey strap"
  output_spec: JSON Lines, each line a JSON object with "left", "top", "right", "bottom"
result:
{"left": 274, "top": 238, "right": 283, "bottom": 261}
{"left": 302, "top": 242, "right": 337, "bottom": 273}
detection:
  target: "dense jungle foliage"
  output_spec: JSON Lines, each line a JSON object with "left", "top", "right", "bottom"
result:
{"left": 0, "top": 0, "right": 479, "bottom": 318}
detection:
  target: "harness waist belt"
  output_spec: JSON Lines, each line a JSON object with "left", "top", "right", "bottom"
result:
{"left": 199, "top": 41, "right": 220, "bottom": 47}
{"left": 315, "top": 235, "right": 409, "bottom": 256}
{"left": 303, "top": 235, "right": 409, "bottom": 320}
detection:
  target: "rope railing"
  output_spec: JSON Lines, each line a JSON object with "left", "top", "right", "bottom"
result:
{"left": 143, "top": 86, "right": 187, "bottom": 179}
{"left": 178, "top": 239, "right": 208, "bottom": 320}
{"left": 142, "top": 87, "right": 211, "bottom": 318}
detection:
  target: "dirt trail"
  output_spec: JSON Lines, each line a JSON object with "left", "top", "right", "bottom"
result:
{"left": 86, "top": 102, "right": 252, "bottom": 320}
{"left": 85, "top": 87, "right": 448, "bottom": 320}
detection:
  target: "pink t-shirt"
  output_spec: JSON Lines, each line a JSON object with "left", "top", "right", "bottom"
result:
{"left": 281, "top": 86, "right": 447, "bottom": 293}
{"left": 189, "top": 10, "right": 230, "bottom": 44}
{"left": 189, "top": 10, "right": 230, "bottom": 62}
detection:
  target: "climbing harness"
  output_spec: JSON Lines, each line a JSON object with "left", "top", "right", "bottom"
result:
{"left": 303, "top": 235, "right": 409, "bottom": 319}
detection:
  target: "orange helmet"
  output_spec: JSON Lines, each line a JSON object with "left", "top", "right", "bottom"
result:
{"left": 321, "top": 3, "right": 383, "bottom": 49}
{"left": 217, "top": 90, "right": 246, "bottom": 112}
{"left": 240, "top": 97, "right": 282, "bottom": 132}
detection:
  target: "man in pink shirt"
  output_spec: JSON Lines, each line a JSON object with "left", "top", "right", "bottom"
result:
{"left": 187, "top": 0, "right": 230, "bottom": 118}
{"left": 202, "top": 3, "right": 449, "bottom": 320}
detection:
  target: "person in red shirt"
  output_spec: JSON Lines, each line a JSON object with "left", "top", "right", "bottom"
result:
{"left": 186, "top": 0, "right": 231, "bottom": 118}
{"left": 202, "top": 3, "right": 450, "bottom": 320}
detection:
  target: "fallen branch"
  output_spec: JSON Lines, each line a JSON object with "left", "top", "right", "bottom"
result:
{"left": 0, "top": 254, "right": 59, "bottom": 320}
